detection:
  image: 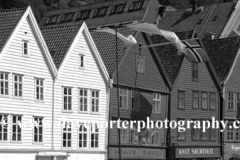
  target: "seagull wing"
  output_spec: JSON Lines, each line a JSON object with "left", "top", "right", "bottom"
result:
{"left": 96, "top": 28, "right": 137, "bottom": 49}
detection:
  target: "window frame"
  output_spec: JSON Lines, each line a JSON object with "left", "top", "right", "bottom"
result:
{"left": 192, "top": 62, "right": 199, "bottom": 81}
{"left": 110, "top": 3, "right": 127, "bottom": 14}
{"left": 178, "top": 90, "right": 185, "bottom": 110}
{"left": 11, "top": 115, "right": 22, "bottom": 142}
{"left": 33, "top": 117, "right": 43, "bottom": 143}
{"left": 153, "top": 93, "right": 161, "bottom": 114}
{"left": 93, "top": 7, "right": 109, "bottom": 17}
{"left": 226, "top": 121, "right": 234, "bottom": 141}
{"left": 236, "top": 93, "right": 240, "bottom": 112}
{"left": 78, "top": 123, "right": 88, "bottom": 148}
{"left": 128, "top": 0, "right": 145, "bottom": 11}
{"left": 63, "top": 87, "right": 72, "bottom": 112}
{"left": 79, "top": 54, "right": 85, "bottom": 69}
{"left": 0, "top": 72, "right": 9, "bottom": 96}
{"left": 35, "top": 78, "right": 44, "bottom": 102}
{"left": 79, "top": 88, "right": 88, "bottom": 113}
{"left": 209, "top": 92, "right": 216, "bottom": 110}
{"left": 150, "top": 126, "right": 159, "bottom": 146}
{"left": 227, "top": 92, "right": 234, "bottom": 111}
{"left": 62, "top": 121, "right": 72, "bottom": 148}
{"left": 91, "top": 90, "right": 100, "bottom": 113}
{"left": 76, "top": 10, "right": 91, "bottom": 20}
{"left": 22, "top": 40, "right": 29, "bottom": 57}
{"left": 119, "top": 88, "right": 128, "bottom": 110}
{"left": 119, "top": 127, "right": 128, "bottom": 144}
{"left": 0, "top": 114, "right": 8, "bottom": 142}
{"left": 201, "top": 92, "right": 208, "bottom": 110}
{"left": 13, "top": 74, "right": 23, "bottom": 98}
{"left": 191, "top": 119, "right": 200, "bottom": 141}
{"left": 201, "top": 119, "right": 210, "bottom": 141}
{"left": 130, "top": 123, "right": 138, "bottom": 144}
{"left": 177, "top": 119, "right": 186, "bottom": 141}
{"left": 90, "top": 124, "right": 99, "bottom": 148}
{"left": 192, "top": 91, "right": 199, "bottom": 109}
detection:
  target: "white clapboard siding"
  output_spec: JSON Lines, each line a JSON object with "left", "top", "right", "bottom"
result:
{"left": 53, "top": 27, "right": 108, "bottom": 151}
{"left": 0, "top": 16, "right": 53, "bottom": 149}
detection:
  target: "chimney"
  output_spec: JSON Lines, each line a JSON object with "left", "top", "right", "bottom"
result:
{"left": 190, "top": 0, "right": 198, "bottom": 12}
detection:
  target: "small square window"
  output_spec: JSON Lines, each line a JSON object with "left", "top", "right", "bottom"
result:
{"left": 23, "top": 41, "right": 28, "bottom": 56}
{"left": 136, "top": 54, "right": 145, "bottom": 73}
{"left": 153, "top": 93, "right": 161, "bottom": 114}
{"left": 80, "top": 55, "right": 85, "bottom": 69}
{"left": 192, "top": 62, "right": 199, "bottom": 81}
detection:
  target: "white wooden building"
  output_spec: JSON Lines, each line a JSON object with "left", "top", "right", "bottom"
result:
{"left": 41, "top": 22, "right": 111, "bottom": 160}
{"left": 0, "top": 6, "right": 58, "bottom": 160}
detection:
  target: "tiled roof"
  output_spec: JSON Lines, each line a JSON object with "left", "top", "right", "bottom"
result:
{"left": 149, "top": 30, "right": 194, "bottom": 84}
{"left": 39, "top": 0, "right": 151, "bottom": 29}
{"left": 90, "top": 27, "right": 136, "bottom": 75}
{"left": 203, "top": 36, "right": 240, "bottom": 82}
{"left": 0, "top": 8, "right": 25, "bottom": 53}
{"left": 41, "top": 25, "right": 81, "bottom": 69}
{"left": 158, "top": 2, "right": 236, "bottom": 39}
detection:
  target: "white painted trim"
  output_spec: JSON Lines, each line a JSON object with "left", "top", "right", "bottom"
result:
{"left": 224, "top": 48, "right": 240, "bottom": 85}
{"left": 0, "top": 6, "right": 58, "bottom": 79}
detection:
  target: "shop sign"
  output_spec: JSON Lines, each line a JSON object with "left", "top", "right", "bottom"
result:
{"left": 176, "top": 147, "right": 220, "bottom": 158}
{"left": 109, "top": 147, "right": 166, "bottom": 159}
{"left": 231, "top": 145, "right": 240, "bottom": 151}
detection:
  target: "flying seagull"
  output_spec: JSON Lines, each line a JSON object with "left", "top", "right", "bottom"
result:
{"left": 96, "top": 28, "right": 137, "bottom": 49}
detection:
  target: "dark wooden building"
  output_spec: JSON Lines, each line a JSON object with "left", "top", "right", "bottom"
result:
{"left": 147, "top": 30, "right": 223, "bottom": 160}
{"left": 204, "top": 36, "right": 240, "bottom": 160}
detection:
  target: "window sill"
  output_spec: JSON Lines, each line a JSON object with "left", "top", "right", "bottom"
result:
{"left": 22, "top": 55, "right": 29, "bottom": 58}
{"left": 0, "top": 141, "right": 9, "bottom": 143}
{"left": 192, "top": 79, "right": 199, "bottom": 82}
{"left": 192, "top": 108, "right": 199, "bottom": 110}
{"left": 177, "top": 139, "right": 186, "bottom": 141}
{"left": 33, "top": 142, "right": 44, "bottom": 145}
{"left": 12, "top": 96, "right": 23, "bottom": 100}
{"left": 61, "top": 147, "right": 73, "bottom": 150}
{"left": 177, "top": 108, "right": 185, "bottom": 110}
{"left": 90, "top": 112, "right": 100, "bottom": 115}
{"left": 201, "top": 108, "right": 208, "bottom": 110}
{"left": 11, "top": 141, "right": 22, "bottom": 144}
{"left": 0, "top": 95, "right": 10, "bottom": 98}
{"left": 209, "top": 109, "right": 216, "bottom": 111}
{"left": 120, "top": 108, "right": 130, "bottom": 111}
{"left": 35, "top": 100, "right": 45, "bottom": 103}
{"left": 79, "top": 67, "right": 85, "bottom": 70}
{"left": 227, "top": 110, "right": 235, "bottom": 112}
{"left": 62, "top": 110, "right": 73, "bottom": 113}
{"left": 152, "top": 112, "right": 161, "bottom": 115}
{"left": 79, "top": 111, "right": 89, "bottom": 114}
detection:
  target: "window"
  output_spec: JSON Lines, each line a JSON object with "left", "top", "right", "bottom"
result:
{"left": 79, "top": 89, "right": 88, "bottom": 112}
{"left": 93, "top": 7, "right": 108, "bottom": 17}
{"left": 236, "top": 122, "right": 240, "bottom": 141}
{"left": 210, "top": 127, "right": 216, "bottom": 141}
{"left": 228, "top": 92, "right": 234, "bottom": 110}
{"left": 120, "top": 128, "right": 128, "bottom": 144}
{"left": 210, "top": 93, "right": 216, "bottom": 110}
{"left": 110, "top": 3, "right": 126, "bottom": 14}
{"left": 119, "top": 88, "right": 128, "bottom": 109}
{"left": 237, "top": 93, "right": 240, "bottom": 112}
{"left": 90, "top": 124, "right": 99, "bottom": 148}
{"left": 139, "top": 128, "right": 150, "bottom": 145}
{"left": 178, "top": 91, "right": 185, "bottom": 109}
{"left": 129, "top": 1, "right": 144, "bottom": 11}
{"left": 45, "top": 15, "right": 59, "bottom": 24}
{"left": 131, "top": 89, "right": 139, "bottom": 110}
{"left": 153, "top": 93, "right": 161, "bottom": 113}
{"left": 76, "top": 10, "right": 91, "bottom": 20}
{"left": 130, "top": 123, "right": 138, "bottom": 144}
{"left": 192, "top": 120, "right": 200, "bottom": 141}
{"left": 91, "top": 90, "right": 99, "bottom": 112}
{"left": 61, "top": 13, "right": 74, "bottom": 22}
{"left": 177, "top": 119, "right": 185, "bottom": 140}
{"left": 62, "top": 122, "right": 71, "bottom": 147}
{"left": 63, "top": 87, "right": 72, "bottom": 111}
{"left": 192, "top": 91, "right": 199, "bottom": 109}
{"left": 35, "top": 79, "right": 44, "bottom": 101}
{"left": 13, "top": 74, "right": 23, "bottom": 97}
{"left": 136, "top": 54, "right": 145, "bottom": 73}
{"left": 201, "top": 92, "right": 208, "bottom": 110}
{"left": 0, "top": 114, "right": 8, "bottom": 141}
{"left": 80, "top": 55, "right": 85, "bottom": 68}
{"left": 79, "top": 123, "right": 87, "bottom": 148}
{"left": 201, "top": 120, "right": 209, "bottom": 141}
{"left": 226, "top": 121, "right": 234, "bottom": 141}
{"left": 23, "top": 41, "right": 28, "bottom": 56}
{"left": 12, "top": 115, "right": 22, "bottom": 142}
{"left": 0, "top": 72, "right": 9, "bottom": 96}
{"left": 150, "top": 126, "right": 159, "bottom": 145}
{"left": 34, "top": 117, "right": 43, "bottom": 143}
{"left": 192, "top": 62, "right": 199, "bottom": 81}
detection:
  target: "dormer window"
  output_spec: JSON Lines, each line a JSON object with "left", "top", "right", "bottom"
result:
{"left": 45, "top": 15, "right": 59, "bottom": 25}
{"left": 110, "top": 3, "right": 127, "bottom": 14}
{"left": 129, "top": 1, "right": 144, "bottom": 11}
{"left": 93, "top": 7, "right": 109, "bottom": 17}
{"left": 77, "top": 10, "right": 91, "bottom": 20}
{"left": 61, "top": 13, "right": 75, "bottom": 22}
{"left": 23, "top": 40, "right": 28, "bottom": 56}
